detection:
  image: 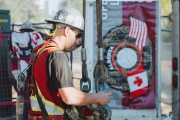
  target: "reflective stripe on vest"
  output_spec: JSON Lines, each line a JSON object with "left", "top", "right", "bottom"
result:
{"left": 30, "top": 82, "right": 64, "bottom": 115}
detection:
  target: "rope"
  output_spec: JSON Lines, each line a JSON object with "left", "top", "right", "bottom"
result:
{"left": 93, "top": 2, "right": 112, "bottom": 119}
{"left": 80, "top": 0, "right": 91, "bottom": 93}
{"left": 94, "top": 0, "right": 109, "bottom": 89}
{"left": 96, "top": 0, "right": 103, "bottom": 48}
{"left": 82, "top": 0, "right": 86, "bottom": 48}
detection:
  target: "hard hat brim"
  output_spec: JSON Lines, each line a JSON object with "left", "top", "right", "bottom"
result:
{"left": 45, "top": 19, "right": 84, "bottom": 32}
{"left": 19, "top": 28, "right": 34, "bottom": 31}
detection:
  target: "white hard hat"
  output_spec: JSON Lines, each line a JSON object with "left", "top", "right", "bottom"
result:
{"left": 45, "top": 8, "right": 84, "bottom": 31}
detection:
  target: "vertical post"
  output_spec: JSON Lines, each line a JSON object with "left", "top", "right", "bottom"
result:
{"left": 172, "top": 0, "right": 179, "bottom": 120}
{"left": 86, "top": 0, "right": 95, "bottom": 92}
{"left": 0, "top": 27, "right": 2, "bottom": 46}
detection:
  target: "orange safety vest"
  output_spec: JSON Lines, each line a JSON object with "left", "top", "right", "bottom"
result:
{"left": 30, "top": 40, "right": 65, "bottom": 116}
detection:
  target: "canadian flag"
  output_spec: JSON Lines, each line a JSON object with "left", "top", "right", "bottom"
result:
{"left": 127, "top": 71, "right": 148, "bottom": 99}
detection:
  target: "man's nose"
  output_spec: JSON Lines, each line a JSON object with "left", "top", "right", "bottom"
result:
{"left": 75, "top": 40, "right": 79, "bottom": 45}
{"left": 75, "top": 38, "right": 81, "bottom": 45}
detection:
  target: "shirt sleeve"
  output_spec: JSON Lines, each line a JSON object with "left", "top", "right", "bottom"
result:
{"left": 47, "top": 50, "right": 74, "bottom": 90}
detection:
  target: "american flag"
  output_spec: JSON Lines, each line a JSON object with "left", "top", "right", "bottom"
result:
{"left": 128, "top": 17, "right": 148, "bottom": 51}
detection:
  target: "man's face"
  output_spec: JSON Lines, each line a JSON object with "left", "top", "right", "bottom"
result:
{"left": 65, "top": 27, "right": 83, "bottom": 52}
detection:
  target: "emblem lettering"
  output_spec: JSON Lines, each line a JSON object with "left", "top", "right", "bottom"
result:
{"left": 106, "top": 46, "right": 114, "bottom": 70}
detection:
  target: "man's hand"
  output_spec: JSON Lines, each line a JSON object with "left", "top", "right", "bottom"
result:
{"left": 59, "top": 87, "right": 112, "bottom": 106}
{"left": 96, "top": 92, "right": 112, "bottom": 106}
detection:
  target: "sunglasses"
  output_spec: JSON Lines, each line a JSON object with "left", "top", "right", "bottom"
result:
{"left": 70, "top": 28, "right": 83, "bottom": 39}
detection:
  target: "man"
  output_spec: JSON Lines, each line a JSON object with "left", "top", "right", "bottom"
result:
{"left": 29, "top": 8, "right": 112, "bottom": 120}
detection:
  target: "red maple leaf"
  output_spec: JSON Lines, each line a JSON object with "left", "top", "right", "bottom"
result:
{"left": 133, "top": 76, "right": 143, "bottom": 86}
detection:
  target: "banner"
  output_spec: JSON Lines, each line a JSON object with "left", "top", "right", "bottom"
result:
{"left": 11, "top": 32, "right": 44, "bottom": 80}
{"left": 93, "top": 1, "right": 159, "bottom": 109}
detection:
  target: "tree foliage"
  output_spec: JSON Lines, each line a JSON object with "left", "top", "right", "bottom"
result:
{"left": 58, "top": 0, "right": 83, "bottom": 13}
{"left": 160, "top": 0, "right": 172, "bottom": 16}
{"left": 0, "top": 0, "right": 45, "bottom": 24}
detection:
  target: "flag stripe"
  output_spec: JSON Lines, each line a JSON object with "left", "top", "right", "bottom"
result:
{"left": 137, "top": 22, "right": 145, "bottom": 50}
{"left": 133, "top": 18, "right": 139, "bottom": 38}
{"left": 142, "top": 23, "right": 148, "bottom": 47}
{"left": 131, "top": 17, "right": 136, "bottom": 38}
{"left": 129, "top": 17, "right": 134, "bottom": 36}
{"left": 136, "top": 20, "right": 143, "bottom": 48}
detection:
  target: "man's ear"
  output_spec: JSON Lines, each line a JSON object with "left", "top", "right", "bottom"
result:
{"left": 64, "top": 27, "right": 70, "bottom": 36}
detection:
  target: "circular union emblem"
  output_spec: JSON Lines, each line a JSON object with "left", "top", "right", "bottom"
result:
{"left": 102, "top": 25, "right": 153, "bottom": 91}
{"left": 111, "top": 42, "right": 142, "bottom": 74}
